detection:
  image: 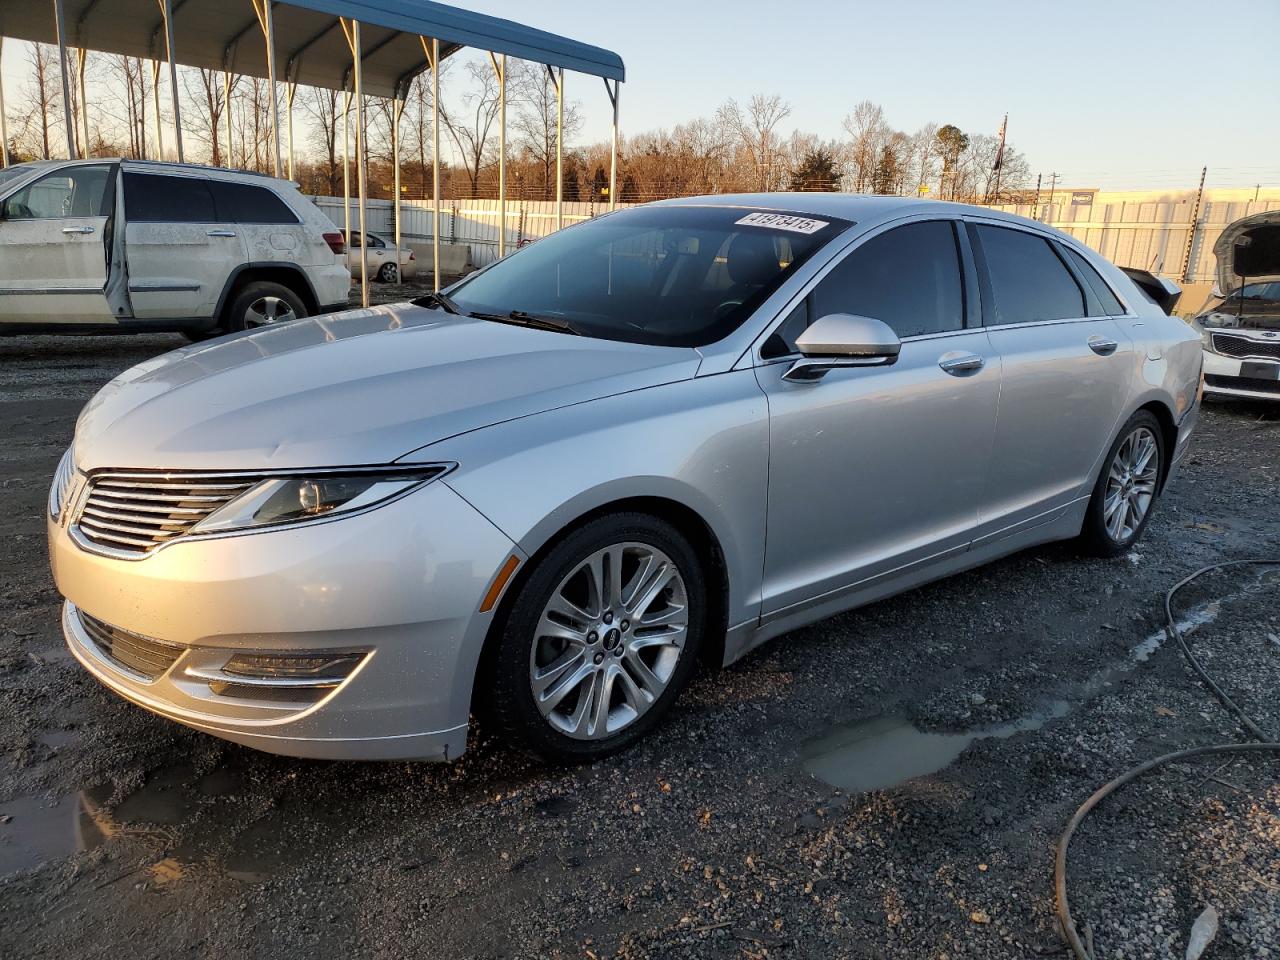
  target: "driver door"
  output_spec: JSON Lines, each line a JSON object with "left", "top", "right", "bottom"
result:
{"left": 0, "top": 163, "right": 118, "bottom": 326}
{"left": 754, "top": 218, "right": 1001, "bottom": 621}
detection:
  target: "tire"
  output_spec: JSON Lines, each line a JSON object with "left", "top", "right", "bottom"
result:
{"left": 377, "top": 262, "right": 399, "bottom": 284}
{"left": 1078, "top": 410, "right": 1165, "bottom": 557}
{"left": 224, "top": 280, "right": 308, "bottom": 332}
{"left": 485, "top": 512, "right": 707, "bottom": 763}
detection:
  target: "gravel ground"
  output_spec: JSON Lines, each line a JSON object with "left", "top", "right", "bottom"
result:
{"left": 1, "top": 307, "right": 1278, "bottom": 960}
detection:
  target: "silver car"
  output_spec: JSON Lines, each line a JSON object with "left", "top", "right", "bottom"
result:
{"left": 48, "top": 194, "right": 1203, "bottom": 763}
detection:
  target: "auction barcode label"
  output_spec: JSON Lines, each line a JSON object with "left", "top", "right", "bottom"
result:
{"left": 735, "top": 212, "right": 830, "bottom": 234}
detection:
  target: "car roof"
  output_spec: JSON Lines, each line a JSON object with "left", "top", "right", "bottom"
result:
{"left": 650, "top": 192, "right": 1057, "bottom": 233}
{"left": 38, "top": 157, "right": 290, "bottom": 185}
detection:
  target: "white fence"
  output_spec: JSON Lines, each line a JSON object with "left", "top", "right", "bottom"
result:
{"left": 312, "top": 193, "right": 1280, "bottom": 292}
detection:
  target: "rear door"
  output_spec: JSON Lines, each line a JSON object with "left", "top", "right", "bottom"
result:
{"left": 967, "top": 221, "right": 1136, "bottom": 543}
{"left": 123, "top": 170, "right": 244, "bottom": 319}
{"left": 207, "top": 177, "right": 309, "bottom": 267}
{"left": 0, "top": 163, "right": 117, "bottom": 326}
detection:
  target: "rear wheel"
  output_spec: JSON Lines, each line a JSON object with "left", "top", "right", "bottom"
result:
{"left": 1078, "top": 410, "right": 1164, "bottom": 556}
{"left": 377, "top": 261, "right": 399, "bottom": 284}
{"left": 225, "top": 281, "right": 307, "bottom": 332}
{"left": 485, "top": 513, "right": 706, "bottom": 763}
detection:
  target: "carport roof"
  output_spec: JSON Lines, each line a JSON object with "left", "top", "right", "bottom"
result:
{"left": 0, "top": 0, "right": 625, "bottom": 98}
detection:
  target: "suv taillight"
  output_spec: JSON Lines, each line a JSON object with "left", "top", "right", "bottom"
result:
{"left": 322, "top": 232, "right": 346, "bottom": 255}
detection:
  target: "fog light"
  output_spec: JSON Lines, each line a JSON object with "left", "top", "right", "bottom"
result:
{"left": 222, "top": 651, "right": 364, "bottom": 682}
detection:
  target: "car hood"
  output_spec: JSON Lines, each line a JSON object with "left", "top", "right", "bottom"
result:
{"left": 74, "top": 304, "right": 703, "bottom": 472}
{"left": 1214, "top": 210, "right": 1280, "bottom": 293}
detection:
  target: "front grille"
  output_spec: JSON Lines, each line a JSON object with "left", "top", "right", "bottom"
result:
{"left": 79, "top": 610, "right": 185, "bottom": 679}
{"left": 1204, "top": 373, "right": 1280, "bottom": 396}
{"left": 1211, "top": 332, "right": 1280, "bottom": 361}
{"left": 73, "top": 472, "right": 258, "bottom": 555}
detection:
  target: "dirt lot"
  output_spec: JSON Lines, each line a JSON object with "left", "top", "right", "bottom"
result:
{"left": 1, "top": 304, "right": 1278, "bottom": 960}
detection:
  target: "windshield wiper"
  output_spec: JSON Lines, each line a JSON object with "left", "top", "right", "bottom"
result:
{"left": 411, "top": 290, "right": 463, "bottom": 315}
{"left": 470, "top": 309, "right": 581, "bottom": 336}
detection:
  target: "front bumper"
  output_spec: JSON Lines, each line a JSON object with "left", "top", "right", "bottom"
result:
{"left": 50, "top": 479, "right": 518, "bottom": 760}
{"left": 1201, "top": 345, "right": 1280, "bottom": 400}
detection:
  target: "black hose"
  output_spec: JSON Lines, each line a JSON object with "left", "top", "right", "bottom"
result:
{"left": 1054, "top": 559, "right": 1280, "bottom": 960}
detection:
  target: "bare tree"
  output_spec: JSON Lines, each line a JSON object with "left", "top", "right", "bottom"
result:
{"left": 842, "top": 100, "right": 891, "bottom": 193}
{"left": 439, "top": 58, "right": 501, "bottom": 197}
{"left": 181, "top": 68, "right": 229, "bottom": 166}
{"left": 909, "top": 122, "right": 939, "bottom": 198}
{"left": 717, "top": 94, "right": 791, "bottom": 192}
{"left": 301, "top": 85, "right": 342, "bottom": 193}
{"left": 14, "top": 43, "right": 63, "bottom": 159}
{"left": 512, "top": 61, "right": 583, "bottom": 199}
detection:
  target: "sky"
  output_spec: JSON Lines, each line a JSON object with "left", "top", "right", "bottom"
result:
{"left": 3, "top": 0, "right": 1278, "bottom": 192}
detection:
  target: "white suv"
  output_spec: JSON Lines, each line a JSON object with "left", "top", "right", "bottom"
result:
{"left": 0, "top": 159, "right": 351, "bottom": 336}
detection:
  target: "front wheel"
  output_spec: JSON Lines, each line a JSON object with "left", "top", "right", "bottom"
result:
{"left": 1078, "top": 410, "right": 1164, "bottom": 556}
{"left": 484, "top": 513, "right": 706, "bottom": 763}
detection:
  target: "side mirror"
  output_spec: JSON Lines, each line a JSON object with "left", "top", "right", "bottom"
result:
{"left": 786, "top": 313, "right": 901, "bottom": 381}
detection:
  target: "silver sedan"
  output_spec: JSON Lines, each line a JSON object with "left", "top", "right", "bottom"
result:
{"left": 48, "top": 194, "right": 1203, "bottom": 763}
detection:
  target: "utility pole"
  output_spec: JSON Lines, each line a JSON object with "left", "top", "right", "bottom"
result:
{"left": 1032, "top": 173, "right": 1042, "bottom": 221}
{"left": 1181, "top": 165, "right": 1207, "bottom": 284}
{"left": 1046, "top": 172, "right": 1059, "bottom": 220}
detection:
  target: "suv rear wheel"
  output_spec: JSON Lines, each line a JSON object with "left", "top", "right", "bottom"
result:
{"left": 225, "top": 280, "right": 308, "bottom": 332}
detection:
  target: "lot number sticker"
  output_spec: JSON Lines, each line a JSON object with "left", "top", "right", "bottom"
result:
{"left": 735, "top": 212, "right": 829, "bottom": 234}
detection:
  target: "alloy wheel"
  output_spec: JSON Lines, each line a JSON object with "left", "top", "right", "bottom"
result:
{"left": 1103, "top": 426, "right": 1159, "bottom": 542}
{"left": 244, "top": 295, "right": 297, "bottom": 327}
{"left": 529, "top": 542, "right": 689, "bottom": 740}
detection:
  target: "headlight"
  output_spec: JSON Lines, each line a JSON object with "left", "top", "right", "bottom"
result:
{"left": 1196, "top": 311, "right": 1237, "bottom": 329}
{"left": 189, "top": 466, "right": 449, "bottom": 535}
{"left": 49, "top": 445, "right": 77, "bottom": 522}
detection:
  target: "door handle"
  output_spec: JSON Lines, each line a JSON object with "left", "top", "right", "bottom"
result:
{"left": 1087, "top": 335, "right": 1119, "bottom": 356}
{"left": 62, "top": 225, "right": 95, "bottom": 235}
{"left": 207, "top": 229, "right": 237, "bottom": 238}
{"left": 938, "top": 351, "right": 985, "bottom": 375}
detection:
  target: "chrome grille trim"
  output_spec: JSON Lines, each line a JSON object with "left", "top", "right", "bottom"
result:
{"left": 1211, "top": 332, "right": 1280, "bottom": 361}
{"left": 78, "top": 609, "right": 185, "bottom": 681}
{"left": 72, "top": 472, "right": 258, "bottom": 556}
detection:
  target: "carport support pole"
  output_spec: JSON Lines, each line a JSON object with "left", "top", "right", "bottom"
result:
{"left": 52, "top": 0, "right": 77, "bottom": 159}
{"left": 76, "top": 48, "right": 90, "bottom": 157}
{"left": 490, "top": 53, "right": 506, "bottom": 258}
{"left": 285, "top": 79, "right": 297, "bottom": 179}
{"left": 0, "top": 37, "right": 10, "bottom": 167}
{"left": 150, "top": 61, "right": 164, "bottom": 160}
{"left": 223, "top": 68, "right": 233, "bottom": 166}
{"left": 392, "top": 94, "right": 405, "bottom": 256}
{"left": 343, "top": 18, "right": 369, "bottom": 308}
{"left": 341, "top": 87, "right": 351, "bottom": 242}
{"left": 252, "top": 0, "right": 282, "bottom": 177}
{"left": 554, "top": 66, "right": 563, "bottom": 231}
{"left": 160, "top": 0, "right": 183, "bottom": 161}
{"left": 605, "top": 78, "right": 619, "bottom": 211}
{"left": 428, "top": 37, "right": 440, "bottom": 292}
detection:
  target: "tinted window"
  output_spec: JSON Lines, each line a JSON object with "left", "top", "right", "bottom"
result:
{"left": 810, "top": 220, "right": 965, "bottom": 338}
{"left": 124, "top": 173, "right": 215, "bottom": 222}
{"left": 976, "top": 225, "right": 1085, "bottom": 324}
{"left": 3, "top": 164, "right": 114, "bottom": 219}
{"left": 448, "top": 206, "right": 849, "bottom": 348}
{"left": 1062, "top": 245, "right": 1125, "bottom": 315}
{"left": 209, "top": 179, "right": 297, "bottom": 224}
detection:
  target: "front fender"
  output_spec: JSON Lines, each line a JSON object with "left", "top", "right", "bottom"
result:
{"left": 417, "top": 371, "right": 771, "bottom": 633}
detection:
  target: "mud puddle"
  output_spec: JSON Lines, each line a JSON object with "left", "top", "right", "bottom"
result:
{"left": 803, "top": 596, "right": 1229, "bottom": 792}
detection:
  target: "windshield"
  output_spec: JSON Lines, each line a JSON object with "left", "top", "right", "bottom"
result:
{"left": 448, "top": 205, "right": 850, "bottom": 347}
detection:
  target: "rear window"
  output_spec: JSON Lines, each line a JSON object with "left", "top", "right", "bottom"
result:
{"left": 124, "top": 173, "right": 215, "bottom": 222}
{"left": 974, "top": 224, "right": 1086, "bottom": 325}
{"left": 209, "top": 180, "right": 298, "bottom": 224}
{"left": 1061, "top": 245, "right": 1126, "bottom": 315}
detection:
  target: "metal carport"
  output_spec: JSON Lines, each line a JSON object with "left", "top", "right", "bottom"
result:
{"left": 0, "top": 0, "right": 625, "bottom": 302}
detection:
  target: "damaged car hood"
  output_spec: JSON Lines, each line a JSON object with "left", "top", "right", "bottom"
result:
{"left": 74, "top": 304, "right": 702, "bottom": 472}
{"left": 1214, "top": 210, "right": 1280, "bottom": 294}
